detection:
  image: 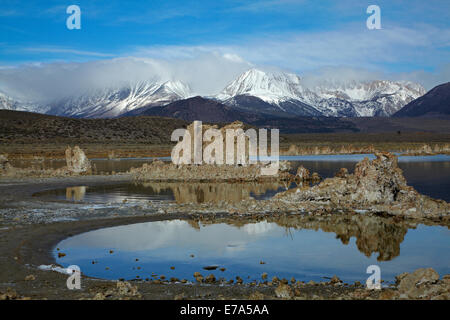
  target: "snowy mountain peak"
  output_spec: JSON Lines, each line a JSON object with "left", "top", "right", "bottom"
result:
{"left": 312, "top": 80, "right": 426, "bottom": 101}
{"left": 217, "top": 68, "right": 426, "bottom": 117}
{"left": 218, "top": 68, "right": 306, "bottom": 104}
{"left": 157, "top": 80, "right": 192, "bottom": 99}
{"left": 0, "top": 68, "right": 426, "bottom": 118}
{"left": 0, "top": 91, "right": 46, "bottom": 113}
{"left": 46, "top": 80, "right": 192, "bottom": 118}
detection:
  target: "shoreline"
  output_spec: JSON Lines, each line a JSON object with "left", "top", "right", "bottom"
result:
{"left": 0, "top": 174, "right": 449, "bottom": 300}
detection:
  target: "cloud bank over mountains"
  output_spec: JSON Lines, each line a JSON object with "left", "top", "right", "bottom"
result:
{"left": 0, "top": 53, "right": 251, "bottom": 102}
{"left": 0, "top": 52, "right": 448, "bottom": 104}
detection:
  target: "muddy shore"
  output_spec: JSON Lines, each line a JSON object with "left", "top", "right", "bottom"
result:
{"left": 0, "top": 174, "right": 448, "bottom": 300}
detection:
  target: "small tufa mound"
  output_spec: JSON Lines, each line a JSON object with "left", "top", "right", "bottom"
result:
{"left": 0, "top": 154, "right": 8, "bottom": 170}
{"left": 276, "top": 152, "right": 450, "bottom": 218}
{"left": 0, "top": 154, "right": 14, "bottom": 176}
{"left": 352, "top": 152, "right": 407, "bottom": 204}
{"left": 65, "top": 146, "right": 91, "bottom": 174}
{"left": 280, "top": 152, "right": 412, "bottom": 205}
{"left": 0, "top": 154, "right": 8, "bottom": 169}
{"left": 296, "top": 166, "right": 310, "bottom": 180}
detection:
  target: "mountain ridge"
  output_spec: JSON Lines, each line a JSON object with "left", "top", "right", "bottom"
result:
{"left": 393, "top": 82, "right": 450, "bottom": 117}
{"left": 0, "top": 68, "right": 427, "bottom": 119}
{"left": 215, "top": 68, "right": 426, "bottom": 117}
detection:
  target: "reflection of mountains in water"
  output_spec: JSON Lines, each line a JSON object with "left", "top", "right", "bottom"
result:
{"left": 141, "top": 181, "right": 292, "bottom": 204}
{"left": 196, "top": 214, "right": 423, "bottom": 262}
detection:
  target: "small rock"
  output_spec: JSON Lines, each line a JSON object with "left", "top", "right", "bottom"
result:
{"left": 397, "top": 268, "right": 440, "bottom": 299}
{"left": 275, "top": 283, "right": 294, "bottom": 299}
{"left": 93, "top": 293, "right": 106, "bottom": 300}
{"left": 205, "top": 274, "right": 216, "bottom": 283}
{"left": 116, "top": 281, "right": 139, "bottom": 297}
{"left": 330, "top": 275, "right": 342, "bottom": 284}
{"left": 203, "top": 265, "right": 218, "bottom": 271}
{"left": 395, "top": 272, "right": 409, "bottom": 285}
{"left": 379, "top": 289, "right": 397, "bottom": 300}
{"left": 174, "top": 293, "right": 186, "bottom": 300}
{"left": 248, "top": 291, "right": 265, "bottom": 300}
{"left": 296, "top": 166, "right": 310, "bottom": 180}
{"left": 335, "top": 167, "right": 348, "bottom": 178}
{"left": 25, "top": 275, "right": 36, "bottom": 281}
{"left": 194, "top": 272, "right": 204, "bottom": 283}
{"left": 0, "top": 288, "right": 18, "bottom": 300}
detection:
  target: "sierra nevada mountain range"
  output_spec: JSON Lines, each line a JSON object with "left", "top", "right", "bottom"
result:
{"left": 0, "top": 68, "right": 427, "bottom": 119}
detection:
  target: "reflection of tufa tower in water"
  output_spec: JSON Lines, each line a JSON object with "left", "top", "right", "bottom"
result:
{"left": 66, "top": 186, "right": 87, "bottom": 201}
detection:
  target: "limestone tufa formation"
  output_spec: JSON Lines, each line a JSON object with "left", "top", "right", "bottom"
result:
{"left": 0, "top": 154, "right": 9, "bottom": 171}
{"left": 65, "top": 146, "right": 91, "bottom": 174}
{"left": 276, "top": 152, "right": 450, "bottom": 218}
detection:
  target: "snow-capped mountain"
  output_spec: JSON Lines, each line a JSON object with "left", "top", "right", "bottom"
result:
{"left": 217, "top": 68, "right": 307, "bottom": 103}
{"left": 0, "top": 92, "right": 47, "bottom": 113}
{"left": 0, "top": 68, "right": 426, "bottom": 118}
{"left": 216, "top": 69, "right": 426, "bottom": 117}
{"left": 216, "top": 69, "right": 321, "bottom": 116}
{"left": 46, "top": 80, "right": 192, "bottom": 118}
{"left": 310, "top": 80, "right": 426, "bottom": 116}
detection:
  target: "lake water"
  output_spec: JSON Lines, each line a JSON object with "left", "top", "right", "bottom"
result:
{"left": 53, "top": 218, "right": 450, "bottom": 284}
{"left": 34, "top": 154, "right": 450, "bottom": 203}
{"left": 48, "top": 154, "right": 450, "bottom": 284}
{"left": 34, "top": 181, "right": 293, "bottom": 204}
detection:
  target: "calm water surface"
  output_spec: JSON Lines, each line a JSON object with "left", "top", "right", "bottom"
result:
{"left": 34, "top": 155, "right": 450, "bottom": 202}
{"left": 54, "top": 218, "right": 450, "bottom": 284}
{"left": 46, "top": 154, "right": 450, "bottom": 283}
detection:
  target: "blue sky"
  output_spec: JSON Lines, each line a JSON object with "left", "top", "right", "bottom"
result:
{"left": 0, "top": 0, "right": 449, "bottom": 98}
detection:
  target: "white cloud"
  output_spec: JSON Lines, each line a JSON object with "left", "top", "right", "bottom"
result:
{"left": 127, "top": 23, "right": 449, "bottom": 89}
{"left": 217, "top": 25, "right": 450, "bottom": 72}
{"left": 394, "top": 64, "right": 450, "bottom": 91}
{"left": 0, "top": 23, "right": 448, "bottom": 101}
{"left": 0, "top": 53, "right": 251, "bottom": 101}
